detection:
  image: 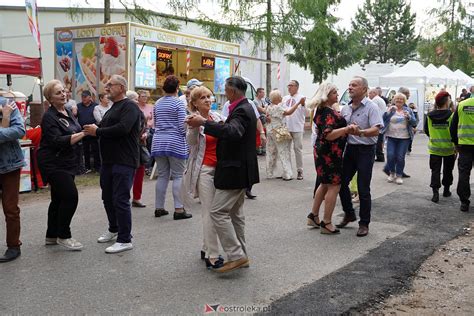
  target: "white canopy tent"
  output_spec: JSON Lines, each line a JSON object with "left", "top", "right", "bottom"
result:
{"left": 379, "top": 61, "right": 430, "bottom": 129}
{"left": 454, "top": 69, "right": 474, "bottom": 85}
{"left": 425, "top": 64, "right": 447, "bottom": 85}
{"left": 379, "top": 61, "right": 431, "bottom": 86}
{"left": 438, "top": 65, "right": 465, "bottom": 86}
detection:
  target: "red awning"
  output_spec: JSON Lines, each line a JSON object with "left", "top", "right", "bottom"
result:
{"left": 0, "top": 50, "right": 41, "bottom": 76}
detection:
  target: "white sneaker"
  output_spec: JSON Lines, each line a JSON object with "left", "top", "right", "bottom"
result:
{"left": 105, "top": 242, "right": 133, "bottom": 254}
{"left": 57, "top": 238, "right": 83, "bottom": 251}
{"left": 387, "top": 173, "right": 395, "bottom": 183}
{"left": 97, "top": 231, "right": 118, "bottom": 243}
{"left": 395, "top": 177, "right": 403, "bottom": 185}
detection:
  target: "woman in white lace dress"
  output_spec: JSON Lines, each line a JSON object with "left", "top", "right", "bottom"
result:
{"left": 265, "top": 89, "right": 305, "bottom": 180}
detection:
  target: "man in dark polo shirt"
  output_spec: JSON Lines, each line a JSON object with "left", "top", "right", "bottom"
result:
{"left": 77, "top": 90, "right": 99, "bottom": 173}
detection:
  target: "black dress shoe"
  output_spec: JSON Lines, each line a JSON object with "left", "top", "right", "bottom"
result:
{"left": 132, "top": 200, "right": 146, "bottom": 208}
{"left": 245, "top": 190, "right": 257, "bottom": 199}
{"left": 460, "top": 202, "right": 470, "bottom": 212}
{"left": 336, "top": 214, "right": 357, "bottom": 228}
{"left": 443, "top": 187, "right": 451, "bottom": 197}
{"left": 154, "top": 208, "right": 169, "bottom": 217}
{"left": 0, "top": 247, "right": 21, "bottom": 263}
{"left": 174, "top": 210, "right": 192, "bottom": 220}
{"left": 402, "top": 173, "right": 411, "bottom": 178}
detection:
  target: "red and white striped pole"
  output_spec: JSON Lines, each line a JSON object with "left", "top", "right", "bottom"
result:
{"left": 277, "top": 63, "right": 281, "bottom": 81}
{"left": 186, "top": 50, "right": 190, "bottom": 76}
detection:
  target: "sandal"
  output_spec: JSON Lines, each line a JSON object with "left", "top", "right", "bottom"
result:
{"left": 307, "top": 212, "right": 320, "bottom": 228}
{"left": 320, "top": 221, "right": 340, "bottom": 235}
{"left": 205, "top": 256, "right": 224, "bottom": 269}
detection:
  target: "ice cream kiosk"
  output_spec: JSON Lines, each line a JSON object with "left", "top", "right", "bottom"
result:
{"left": 54, "top": 22, "right": 241, "bottom": 102}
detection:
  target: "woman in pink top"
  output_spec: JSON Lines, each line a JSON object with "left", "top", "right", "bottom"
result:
{"left": 138, "top": 90, "right": 154, "bottom": 176}
{"left": 137, "top": 90, "right": 153, "bottom": 128}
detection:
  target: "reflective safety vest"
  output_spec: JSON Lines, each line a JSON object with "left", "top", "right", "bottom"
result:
{"left": 427, "top": 113, "right": 455, "bottom": 156}
{"left": 457, "top": 98, "right": 474, "bottom": 145}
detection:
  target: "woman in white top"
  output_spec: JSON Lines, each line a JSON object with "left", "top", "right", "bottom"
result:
{"left": 183, "top": 86, "right": 225, "bottom": 269}
{"left": 93, "top": 93, "right": 111, "bottom": 124}
{"left": 382, "top": 93, "right": 417, "bottom": 184}
{"left": 265, "top": 89, "right": 303, "bottom": 180}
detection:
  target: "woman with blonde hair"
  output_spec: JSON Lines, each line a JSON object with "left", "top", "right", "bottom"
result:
{"left": 183, "top": 86, "right": 225, "bottom": 268}
{"left": 382, "top": 92, "right": 417, "bottom": 185}
{"left": 37, "top": 80, "right": 86, "bottom": 250}
{"left": 265, "top": 89, "right": 303, "bottom": 180}
{"left": 307, "top": 83, "right": 350, "bottom": 234}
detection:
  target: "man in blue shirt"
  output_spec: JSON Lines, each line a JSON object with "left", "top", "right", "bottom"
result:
{"left": 337, "top": 77, "right": 384, "bottom": 237}
{"left": 77, "top": 90, "right": 100, "bottom": 172}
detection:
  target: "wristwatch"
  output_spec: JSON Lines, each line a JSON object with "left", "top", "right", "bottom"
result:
{"left": 359, "top": 130, "right": 365, "bottom": 137}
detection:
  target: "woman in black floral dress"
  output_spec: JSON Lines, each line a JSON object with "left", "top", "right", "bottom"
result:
{"left": 307, "top": 83, "right": 352, "bottom": 234}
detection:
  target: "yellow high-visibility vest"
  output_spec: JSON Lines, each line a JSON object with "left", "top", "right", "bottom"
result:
{"left": 427, "top": 113, "right": 454, "bottom": 156}
{"left": 457, "top": 98, "right": 474, "bottom": 145}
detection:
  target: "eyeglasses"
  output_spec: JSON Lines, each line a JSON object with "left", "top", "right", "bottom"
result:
{"left": 105, "top": 83, "right": 122, "bottom": 88}
{"left": 287, "top": 84, "right": 296, "bottom": 87}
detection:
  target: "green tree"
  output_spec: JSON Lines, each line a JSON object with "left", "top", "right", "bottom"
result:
{"left": 418, "top": 0, "right": 474, "bottom": 75}
{"left": 285, "top": 0, "right": 363, "bottom": 83}
{"left": 168, "top": 0, "right": 297, "bottom": 91}
{"left": 351, "top": 0, "right": 419, "bottom": 64}
{"left": 67, "top": 0, "right": 181, "bottom": 31}
{"left": 169, "top": 0, "right": 358, "bottom": 86}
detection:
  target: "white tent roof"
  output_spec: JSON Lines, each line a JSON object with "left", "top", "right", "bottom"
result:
{"left": 424, "top": 64, "right": 446, "bottom": 85}
{"left": 454, "top": 69, "right": 474, "bottom": 85}
{"left": 380, "top": 60, "right": 430, "bottom": 85}
{"left": 438, "top": 65, "right": 463, "bottom": 85}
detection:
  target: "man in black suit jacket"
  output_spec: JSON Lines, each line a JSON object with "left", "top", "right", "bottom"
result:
{"left": 186, "top": 76, "right": 259, "bottom": 273}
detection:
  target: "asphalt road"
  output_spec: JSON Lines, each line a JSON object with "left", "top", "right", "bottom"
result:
{"left": 0, "top": 133, "right": 472, "bottom": 314}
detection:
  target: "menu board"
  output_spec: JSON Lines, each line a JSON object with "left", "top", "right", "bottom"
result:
{"left": 135, "top": 44, "right": 157, "bottom": 89}
{"left": 214, "top": 57, "right": 231, "bottom": 94}
{"left": 201, "top": 56, "right": 215, "bottom": 69}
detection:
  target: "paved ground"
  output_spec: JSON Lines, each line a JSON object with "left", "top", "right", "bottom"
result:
{"left": 0, "top": 133, "right": 472, "bottom": 314}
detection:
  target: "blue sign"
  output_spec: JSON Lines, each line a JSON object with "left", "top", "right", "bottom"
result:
{"left": 135, "top": 44, "right": 157, "bottom": 89}
{"left": 214, "top": 57, "right": 231, "bottom": 94}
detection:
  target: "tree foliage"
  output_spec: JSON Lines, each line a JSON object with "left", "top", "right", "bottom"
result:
{"left": 417, "top": 0, "right": 474, "bottom": 75}
{"left": 351, "top": 0, "right": 419, "bottom": 64}
{"left": 168, "top": 0, "right": 290, "bottom": 50}
{"left": 285, "top": 0, "right": 363, "bottom": 83}
{"left": 168, "top": 0, "right": 361, "bottom": 85}
{"left": 67, "top": 0, "right": 182, "bottom": 30}
{"left": 67, "top": 0, "right": 365, "bottom": 85}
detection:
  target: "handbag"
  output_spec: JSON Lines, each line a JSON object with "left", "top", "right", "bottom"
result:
{"left": 272, "top": 125, "right": 292, "bottom": 142}
{"left": 139, "top": 144, "right": 151, "bottom": 166}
